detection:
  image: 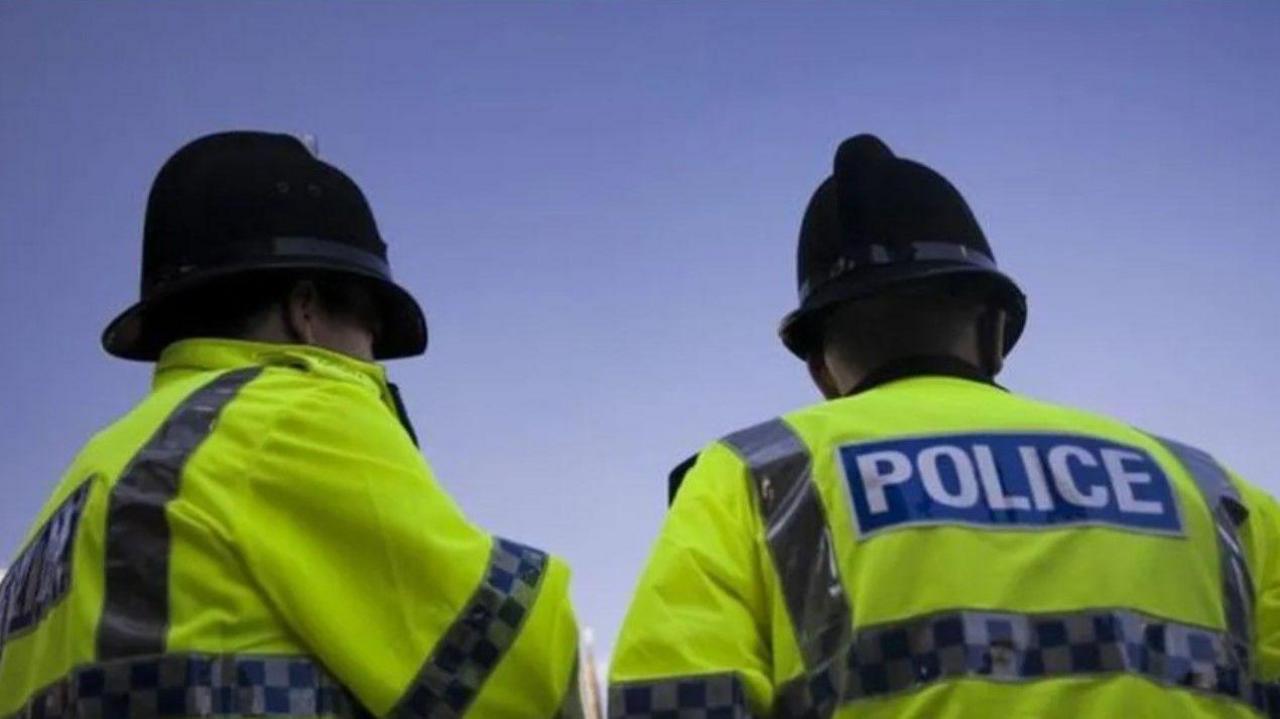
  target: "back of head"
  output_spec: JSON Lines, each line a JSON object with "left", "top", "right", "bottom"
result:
{"left": 143, "top": 269, "right": 382, "bottom": 351}
{"left": 819, "top": 276, "right": 995, "bottom": 381}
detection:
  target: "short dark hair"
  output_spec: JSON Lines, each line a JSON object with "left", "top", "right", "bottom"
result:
{"left": 819, "top": 276, "right": 994, "bottom": 367}
{"left": 148, "top": 270, "right": 380, "bottom": 349}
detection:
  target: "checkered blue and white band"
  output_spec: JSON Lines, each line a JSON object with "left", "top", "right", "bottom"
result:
{"left": 5, "top": 653, "right": 368, "bottom": 719}
{"left": 609, "top": 673, "right": 749, "bottom": 719}
{"left": 609, "top": 608, "right": 1280, "bottom": 718}
{"left": 390, "top": 537, "right": 551, "bottom": 719}
{"left": 774, "top": 607, "right": 1275, "bottom": 715}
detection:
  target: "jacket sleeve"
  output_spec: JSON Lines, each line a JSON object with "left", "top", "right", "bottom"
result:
{"left": 608, "top": 442, "right": 774, "bottom": 716}
{"left": 234, "top": 380, "right": 581, "bottom": 718}
{"left": 1246, "top": 480, "right": 1280, "bottom": 685}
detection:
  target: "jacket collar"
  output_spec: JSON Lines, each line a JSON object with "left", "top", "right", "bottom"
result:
{"left": 154, "top": 338, "right": 424, "bottom": 446}
{"left": 845, "top": 354, "right": 1000, "bottom": 397}
{"left": 154, "top": 338, "right": 390, "bottom": 394}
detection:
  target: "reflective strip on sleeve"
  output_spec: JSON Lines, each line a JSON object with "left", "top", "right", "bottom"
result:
{"left": 390, "top": 538, "right": 549, "bottom": 719}
{"left": 721, "top": 419, "right": 852, "bottom": 672}
{"left": 1154, "top": 436, "right": 1256, "bottom": 664}
{"left": 608, "top": 673, "right": 750, "bottom": 719}
{"left": 4, "top": 653, "right": 368, "bottom": 719}
{"left": 97, "top": 367, "right": 263, "bottom": 660}
{"left": 776, "top": 608, "right": 1266, "bottom": 714}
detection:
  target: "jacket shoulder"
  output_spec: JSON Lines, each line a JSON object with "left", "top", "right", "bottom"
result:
{"left": 668, "top": 415, "right": 805, "bottom": 505}
{"left": 667, "top": 454, "right": 698, "bottom": 506}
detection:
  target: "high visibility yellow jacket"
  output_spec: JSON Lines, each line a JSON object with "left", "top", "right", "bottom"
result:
{"left": 0, "top": 339, "right": 582, "bottom": 718}
{"left": 609, "top": 366, "right": 1280, "bottom": 718}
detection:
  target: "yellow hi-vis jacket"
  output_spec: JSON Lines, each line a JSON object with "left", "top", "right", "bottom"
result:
{"left": 609, "top": 369, "right": 1280, "bottom": 718}
{"left": 0, "top": 339, "right": 582, "bottom": 719}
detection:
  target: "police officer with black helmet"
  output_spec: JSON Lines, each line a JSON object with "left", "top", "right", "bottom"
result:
{"left": 0, "top": 131, "right": 585, "bottom": 718}
{"left": 612, "top": 134, "right": 1280, "bottom": 719}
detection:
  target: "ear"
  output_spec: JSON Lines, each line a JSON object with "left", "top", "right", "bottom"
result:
{"left": 284, "top": 280, "right": 321, "bottom": 345}
{"left": 807, "top": 352, "right": 843, "bottom": 399}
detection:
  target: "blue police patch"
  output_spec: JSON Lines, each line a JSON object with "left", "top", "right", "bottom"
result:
{"left": 0, "top": 478, "right": 93, "bottom": 656}
{"left": 838, "top": 434, "right": 1183, "bottom": 538}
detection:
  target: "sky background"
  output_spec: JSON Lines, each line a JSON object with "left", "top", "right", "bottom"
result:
{"left": 2, "top": 2, "right": 1279, "bottom": 670}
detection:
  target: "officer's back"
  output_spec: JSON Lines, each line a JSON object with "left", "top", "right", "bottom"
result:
{"left": 608, "top": 135, "right": 1280, "bottom": 718}
{"left": 0, "top": 132, "right": 583, "bottom": 719}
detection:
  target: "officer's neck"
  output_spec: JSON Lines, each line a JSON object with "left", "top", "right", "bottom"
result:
{"left": 240, "top": 305, "right": 376, "bottom": 363}
{"left": 836, "top": 354, "right": 997, "bottom": 397}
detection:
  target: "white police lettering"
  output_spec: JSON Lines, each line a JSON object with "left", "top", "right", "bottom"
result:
{"left": 840, "top": 434, "right": 1182, "bottom": 538}
{"left": 854, "top": 450, "right": 913, "bottom": 514}
{"left": 0, "top": 480, "right": 92, "bottom": 657}
{"left": 1101, "top": 448, "right": 1165, "bottom": 515}
{"left": 1048, "top": 445, "right": 1108, "bottom": 508}
{"left": 1018, "top": 446, "right": 1056, "bottom": 511}
{"left": 975, "top": 444, "right": 1031, "bottom": 511}
{"left": 918, "top": 446, "right": 980, "bottom": 508}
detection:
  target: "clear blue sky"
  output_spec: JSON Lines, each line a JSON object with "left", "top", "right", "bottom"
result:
{"left": 2, "top": 2, "right": 1278, "bottom": 664}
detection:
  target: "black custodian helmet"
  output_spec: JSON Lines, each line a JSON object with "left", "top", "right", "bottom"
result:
{"left": 102, "top": 131, "right": 427, "bottom": 361}
{"left": 779, "top": 134, "right": 1026, "bottom": 359}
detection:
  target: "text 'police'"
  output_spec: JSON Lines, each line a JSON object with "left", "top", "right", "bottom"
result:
{"left": 839, "top": 434, "right": 1183, "bottom": 538}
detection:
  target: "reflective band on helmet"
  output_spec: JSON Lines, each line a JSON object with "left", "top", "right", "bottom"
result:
{"left": 5, "top": 653, "right": 366, "bottom": 719}
{"left": 798, "top": 241, "right": 999, "bottom": 300}
{"left": 390, "top": 538, "right": 549, "bottom": 719}
{"left": 97, "top": 367, "right": 263, "bottom": 659}
{"left": 608, "top": 673, "right": 749, "bottom": 719}
{"left": 776, "top": 608, "right": 1267, "bottom": 714}
{"left": 721, "top": 419, "right": 852, "bottom": 684}
{"left": 1155, "top": 436, "right": 1256, "bottom": 666}
{"left": 264, "top": 237, "right": 393, "bottom": 279}
{"left": 148, "top": 237, "right": 396, "bottom": 293}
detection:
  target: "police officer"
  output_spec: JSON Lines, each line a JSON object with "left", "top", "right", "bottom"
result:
{"left": 608, "top": 134, "right": 1280, "bottom": 717}
{"left": 0, "top": 132, "right": 583, "bottom": 718}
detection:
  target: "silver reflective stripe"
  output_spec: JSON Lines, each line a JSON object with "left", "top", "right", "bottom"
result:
{"left": 608, "top": 673, "right": 750, "bottom": 719}
{"left": 1154, "top": 436, "right": 1256, "bottom": 666}
{"left": 775, "top": 607, "right": 1263, "bottom": 713}
{"left": 721, "top": 419, "right": 852, "bottom": 683}
{"left": 97, "top": 367, "right": 263, "bottom": 659}
{"left": 5, "top": 653, "right": 368, "bottom": 719}
{"left": 390, "top": 538, "right": 549, "bottom": 719}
